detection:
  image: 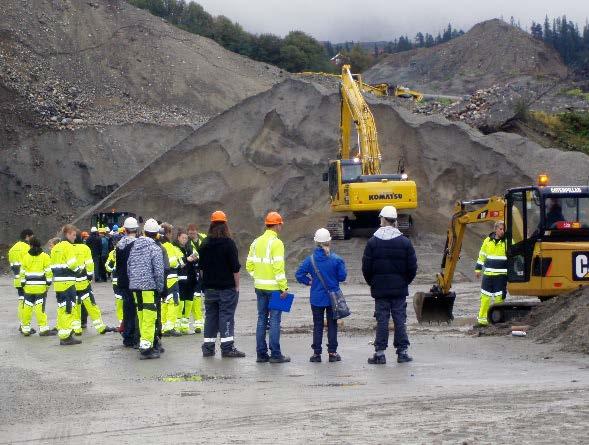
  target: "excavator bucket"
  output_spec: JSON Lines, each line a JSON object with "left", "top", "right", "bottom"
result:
{"left": 413, "top": 291, "right": 456, "bottom": 323}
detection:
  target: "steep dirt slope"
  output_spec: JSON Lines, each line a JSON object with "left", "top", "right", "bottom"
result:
{"left": 84, "top": 78, "right": 589, "bottom": 269}
{"left": 364, "top": 19, "right": 568, "bottom": 94}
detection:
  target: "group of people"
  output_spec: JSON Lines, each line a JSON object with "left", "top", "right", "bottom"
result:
{"left": 9, "top": 204, "right": 425, "bottom": 364}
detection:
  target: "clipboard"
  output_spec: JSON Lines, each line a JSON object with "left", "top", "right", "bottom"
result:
{"left": 268, "top": 291, "right": 295, "bottom": 312}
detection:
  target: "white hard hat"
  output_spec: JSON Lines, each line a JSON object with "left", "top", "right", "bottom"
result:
{"left": 90, "top": 227, "right": 97, "bottom": 233}
{"left": 123, "top": 216, "right": 139, "bottom": 229}
{"left": 379, "top": 205, "right": 398, "bottom": 219}
{"left": 144, "top": 218, "right": 160, "bottom": 233}
{"left": 313, "top": 228, "right": 332, "bottom": 243}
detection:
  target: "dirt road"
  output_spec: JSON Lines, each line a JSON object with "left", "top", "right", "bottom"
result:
{"left": 1, "top": 276, "right": 587, "bottom": 444}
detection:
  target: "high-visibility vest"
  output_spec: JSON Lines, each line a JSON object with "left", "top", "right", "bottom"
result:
{"left": 73, "top": 243, "right": 94, "bottom": 291}
{"left": 8, "top": 240, "right": 29, "bottom": 289}
{"left": 162, "top": 241, "right": 184, "bottom": 288}
{"left": 476, "top": 235, "right": 507, "bottom": 276}
{"left": 50, "top": 240, "right": 78, "bottom": 292}
{"left": 20, "top": 251, "right": 52, "bottom": 295}
{"left": 246, "top": 229, "right": 287, "bottom": 291}
{"left": 105, "top": 249, "right": 117, "bottom": 285}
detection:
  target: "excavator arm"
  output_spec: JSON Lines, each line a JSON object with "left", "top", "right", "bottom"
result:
{"left": 414, "top": 196, "right": 505, "bottom": 323}
{"left": 339, "top": 65, "right": 381, "bottom": 175}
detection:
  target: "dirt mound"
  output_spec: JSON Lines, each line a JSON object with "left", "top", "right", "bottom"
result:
{"left": 80, "top": 78, "right": 589, "bottom": 274}
{"left": 364, "top": 19, "right": 568, "bottom": 95}
{"left": 0, "top": 0, "right": 282, "bottom": 128}
{"left": 528, "top": 289, "right": 589, "bottom": 354}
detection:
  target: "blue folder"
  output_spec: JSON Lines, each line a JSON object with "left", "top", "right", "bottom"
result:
{"left": 269, "top": 291, "right": 295, "bottom": 312}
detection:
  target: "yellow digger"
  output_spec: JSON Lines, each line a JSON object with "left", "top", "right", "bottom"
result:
{"left": 324, "top": 65, "right": 418, "bottom": 239}
{"left": 415, "top": 175, "right": 589, "bottom": 323}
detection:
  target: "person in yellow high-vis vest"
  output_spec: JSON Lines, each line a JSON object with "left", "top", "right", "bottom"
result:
{"left": 105, "top": 249, "right": 124, "bottom": 329}
{"left": 73, "top": 234, "right": 112, "bottom": 335}
{"left": 475, "top": 221, "right": 507, "bottom": 327}
{"left": 246, "top": 212, "right": 290, "bottom": 364}
{"left": 160, "top": 223, "right": 184, "bottom": 336}
{"left": 19, "top": 237, "right": 56, "bottom": 336}
{"left": 51, "top": 225, "right": 82, "bottom": 345}
{"left": 188, "top": 224, "right": 206, "bottom": 333}
{"left": 8, "top": 229, "right": 34, "bottom": 332}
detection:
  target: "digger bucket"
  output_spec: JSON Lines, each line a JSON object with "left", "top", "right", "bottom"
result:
{"left": 413, "top": 291, "right": 456, "bottom": 323}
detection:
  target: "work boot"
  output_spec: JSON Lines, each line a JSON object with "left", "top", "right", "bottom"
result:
{"left": 39, "top": 329, "right": 57, "bottom": 336}
{"left": 74, "top": 330, "right": 83, "bottom": 336}
{"left": 328, "top": 353, "right": 342, "bottom": 363}
{"left": 309, "top": 353, "right": 322, "bottom": 363}
{"left": 49, "top": 327, "right": 58, "bottom": 334}
{"left": 163, "top": 329, "right": 182, "bottom": 337}
{"left": 100, "top": 326, "right": 118, "bottom": 334}
{"left": 222, "top": 348, "right": 246, "bottom": 358}
{"left": 367, "top": 353, "right": 386, "bottom": 365}
{"left": 60, "top": 335, "right": 82, "bottom": 346}
{"left": 194, "top": 327, "right": 202, "bottom": 334}
{"left": 397, "top": 350, "right": 413, "bottom": 363}
{"left": 155, "top": 343, "right": 165, "bottom": 354}
{"left": 202, "top": 347, "right": 215, "bottom": 357}
{"left": 256, "top": 354, "right": 270, "bottom": 363}
{"left": 269, "top": 355, "right": 291, "bottom": 364}
{"left": 139, "top": 348, "right": 160, "bottom": 360}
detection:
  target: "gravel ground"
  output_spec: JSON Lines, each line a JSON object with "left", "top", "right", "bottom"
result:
{"left": 0, "top": 275, "right": 588, "bottom": 444}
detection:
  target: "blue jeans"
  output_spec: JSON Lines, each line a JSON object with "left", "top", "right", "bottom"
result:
{"left": 311, "top": 305, "right": 338, "bottom": 354}
{"left": 374, "top": 297, "right": 410, "bottom": 353}
{"left": 256, "top": 289, "right": 282, "bottom": 358}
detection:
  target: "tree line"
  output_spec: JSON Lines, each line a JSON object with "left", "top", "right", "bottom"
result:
{"left": 530, "top": 16, "right": 589, "bottom": 71}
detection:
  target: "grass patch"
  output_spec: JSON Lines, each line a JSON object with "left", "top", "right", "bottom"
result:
{"left": 563, "top": 88, "right": 589, "bottom": 101}
{"left": 436, "top": 97, "right": 455, "bottom": 106}
{"left": 530, "top": 111, "right": 589, "bottom": 153}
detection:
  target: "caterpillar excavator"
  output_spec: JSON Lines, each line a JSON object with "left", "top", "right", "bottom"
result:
{"left": 323, "top": 65, "right": 418, "bottom": 239}
{"left": 414, "top": 174, "right": 589, "bottom": 324}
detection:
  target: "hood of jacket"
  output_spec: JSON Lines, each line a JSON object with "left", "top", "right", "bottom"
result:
{"left": 313, "top": 246, "right": 331, "bottom": 262}
{"left": 117, "top": 235, "right": 137, "bottom": 250}
{"left": 129, "top": 236, "right": 155, "bottom": 252}
{"left": 373, "top": 226, "right": 403, "bottom": 240}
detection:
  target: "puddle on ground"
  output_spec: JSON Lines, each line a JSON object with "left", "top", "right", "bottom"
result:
{"left": 160, "top": 373, "right": 234, "bottom": 382}
{"left": 309, "top": 382, "right": 366, "bottom": 387}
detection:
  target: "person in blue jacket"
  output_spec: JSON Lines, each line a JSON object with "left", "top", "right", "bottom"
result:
{"left": 296, "top": 228, "right": 347, "bottom": 363}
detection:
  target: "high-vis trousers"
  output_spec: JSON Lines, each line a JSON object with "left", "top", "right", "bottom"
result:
{"left": 56, "top": 286, "right": 77, "bottom": 340}
{"left": 134, "top": 289, "right": 158, "bottom": 350}
{"left": 192, "top": 292, "right": 204, "bottom": 332}
{"left": 113, "top": 285, "right": 124, "bottom": 324}
{"left": 17, "top": 288, "right": 25, "bottom": 324}
{"left": 162, "top": 283, "right": 180, "bottom": 333}
{"left": 21, "top": 293, "right": 49, "bottom": 335}
{"left": 477, "top": 274, "right": 507, "bottom": 325}
{"left": 74, "top": 289, "right": 107, "bottom": 334}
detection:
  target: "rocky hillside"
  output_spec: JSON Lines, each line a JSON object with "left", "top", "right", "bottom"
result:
{"left": 364, "top": 19, "right": 568, "bottom": 95}
{"left": 0, "top": 0, "right": 283, "bottom": 244}
{"left": 81, "top": 78, "right": 589, "bottom": 270}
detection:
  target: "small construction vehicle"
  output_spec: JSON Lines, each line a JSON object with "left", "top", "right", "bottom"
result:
{"left": 414, "top": 174, "right": 589, "bottom": 323}
{"left": 91, "top": 209, "right": 138, "bottom": 230}
{"left": 324, "top": 65, "right": 418, "bottom": 239}
{"left": 394, "top": 85, "right": 424, "bottom": 102}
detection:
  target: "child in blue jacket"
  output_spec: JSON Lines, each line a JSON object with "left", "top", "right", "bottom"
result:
{"left": 295, "top": 228, "right": 347, "bottom": 362}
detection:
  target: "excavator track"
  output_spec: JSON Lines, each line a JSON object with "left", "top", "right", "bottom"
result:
{"left": 327, "top": 217, "right": 349, "bottom": 240}
{"left": 488, "top": 301, "right": 540, "bottom": 324}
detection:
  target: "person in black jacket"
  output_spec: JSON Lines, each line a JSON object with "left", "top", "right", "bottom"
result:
{"left": 362, "top": 206, "right": 417, "bottom": 365}
{"left": 198, "top": 210, "right": 245, "bottom": 358}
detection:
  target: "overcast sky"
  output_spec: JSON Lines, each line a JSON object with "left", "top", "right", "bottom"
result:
{"left": 194, "top": 0, "right": 587, "bottom": 42}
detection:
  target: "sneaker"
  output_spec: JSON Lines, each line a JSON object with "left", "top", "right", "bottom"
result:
{"left": 309, "top": 354, "right": 322, "bottom": 363}
{"left": 397, "top": 350, "right": 413, "bottom": 363}
{"left": 30, "top": 328, "right": 36, "bottom": 335}
{"left": 256, "top": 355, "right": 270, "bottom": 363}
{"left": 22, "top": 330, "right": 31, "bottom": 337}
{"left": 39, "top": 330, "right": 57, "bottom": 336}
{"left": 163, "top": 329, "right": 182, "bottom": 337}
{"left": 328, "top": 353, "right": 341, "bottom": 363}
{"left": 139, "top": 348, "right": 160, "bottom": 360}
{"left": 269, "top": 355, "right": 291, "bottom": 364}
{"left": 222, "top": 348, "right": 246, "bottom": 358}
{"left": 367, "top": 353, "right": 386, "bottom": 365}
{"left": 60, "top": 335, "right": 82, "bottom": 346}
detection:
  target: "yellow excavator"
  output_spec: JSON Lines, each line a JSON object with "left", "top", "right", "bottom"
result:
{"left": 394, "top": 86, "right": 424, "bottom": 102}
{"left": 414, "top": 174, "right": 589, "bottom": 323}
{"left": 324, "top": 65, "right": 418, "bottom": 239}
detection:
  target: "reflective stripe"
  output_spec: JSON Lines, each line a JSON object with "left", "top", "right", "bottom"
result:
{"left": 53, "top": 277, "right": 75, "bottom": 282}
{"left": 203, "top": 338, "right": 216, "bottom": 343}
{"left": 139, "top": 339, "right": 152, "bottom": 349}
{"left": 10, "top": 262, "right": 21, "bottom": 266}
{"left": 57, "top": 301, "right": 68, "bottom": 308}
{"left": 272, "top": 256, "right": 284, "bottom": 262}
{"left": 167, "top": 273, "right": 178, "bottom": 279}
{"left": 81, "top": 293, "right": 91, "bottom": 300}
{"left": 484, "top": 268, "right": 507, "bottom": 273}
{"left": 255, "top": 278, "right": 278, "bottom": 285}
{"left": 114, "top": 294, "right": 123, "bottom": 300}
{"left": 35, "top": 299, "right": 44, "bottom": 305}
{"left": 75, "top": 277, "right": 87, "bottom": 282}
{"left": 85, "top": 259, "right": 94, "bottom": 265}
{"left": 275, "top": 273, "right": 286, "bottom": 280}
{"left": 480, "top": 289, "right": 494, "bottom": 297}
{"left": 220, "top": 336, "right": 234, "bottom": 343}
{"left": 25, "top": 273, "right": 45, "bottom": 278}
{"left": 486, "top": 255, "right": 507, "bottom": 260}
{"left": 23, "top": 300, "right": 34, "bottom": 306}
{"left": 66, "top": 258, "right": 77, "bottom": 267}
{"left": 24, "top": 280, "right": 47, "bottom": 285}
{"left": 58, "top": 329, "right": 71, "bottom": 337}
{"left": 44, "top": 267, "right": 52, "bottom": 273}
{"left": 178, "top": 275, "right": 188, "bottom": 280}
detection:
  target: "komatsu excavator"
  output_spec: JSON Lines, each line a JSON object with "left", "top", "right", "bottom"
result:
{"left": 414, "top": 174, "right": 589, "bottom": 324}
{"left": 324, "top": 65, "right": 418, "bottom": 239}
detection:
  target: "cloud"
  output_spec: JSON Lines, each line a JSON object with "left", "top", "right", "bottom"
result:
{"left": 193, "top": 0, "right": 588, "bottom": 41}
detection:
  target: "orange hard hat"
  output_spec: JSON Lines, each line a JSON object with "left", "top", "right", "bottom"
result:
{"left": 211, "top": 210, "right": 228, "bottom": 223}
{"left": 265, "top": 211, "right": 283, "bottom": 225}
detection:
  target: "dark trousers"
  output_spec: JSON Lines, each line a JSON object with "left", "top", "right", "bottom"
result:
{"left": 93, "top": 255, "right": 107, "bottom": 282}
{"left": 311, "top": 305, "right": 338, "bottom": 354}
{"left": 120, "top": 288, "right": 139, "bottom": 346}
{"left": 374, "top": 297, "right": 410, "bottom": 353}
{"left": 202, "top": 288, "right": 238, "bottom": 353}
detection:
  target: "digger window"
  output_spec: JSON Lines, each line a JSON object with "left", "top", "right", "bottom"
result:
{"left": 526, "top": 190, "right": 541, "bottom": 238}
{"left": 510, "top": 192, "right": 525, "bottom": 245}
{"left": 545, "top": 195, "right": 589, "bottom": 229}
{"left": 340, "top": 162, "right": 362, "bottom": 183}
